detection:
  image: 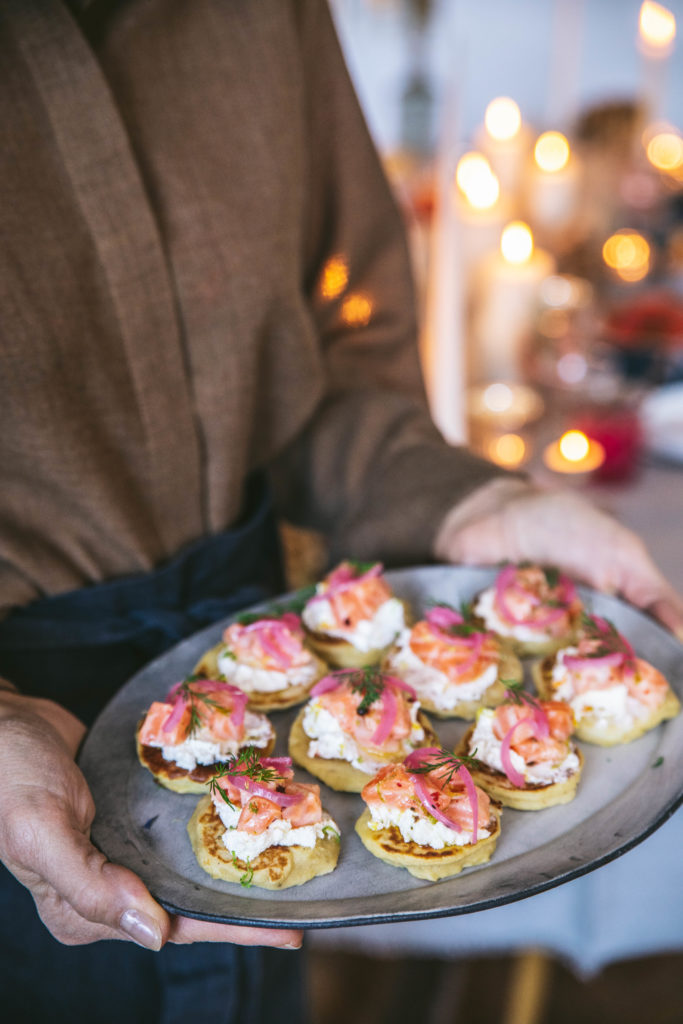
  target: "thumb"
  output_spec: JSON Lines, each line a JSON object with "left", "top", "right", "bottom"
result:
{"left": 10, "top": 801, "right": 169, "bottom": 948}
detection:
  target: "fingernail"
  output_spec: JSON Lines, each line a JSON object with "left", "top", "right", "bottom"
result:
{"left": 281, "top": 941, "right": 302, "bottom": 950}
{"left": 120, "top": 908, "right": 163, "bottom": 951}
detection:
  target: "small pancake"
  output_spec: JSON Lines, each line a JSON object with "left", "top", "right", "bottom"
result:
{"left": 187, "top": 795, "right": 340, "bottom": 889}
{"left": 288, "top": 707, "right": 439, "bottom": 793}
{"left": 456, "top": 725, "right": 583, "bottom": 810}
{"left": 192, "top": 643, "right": 329, "bottom": 712}
{"left": 135, "top": 723, "right": 275, "bottom": 794}
{"left": 354, "top": 804, "right": 501, "bottom": 880}
{"left": 382, "top": 647, "right": 524, "bottom": 720}
{"left": 532, "top": 657, "right": 681, "bottom": 746}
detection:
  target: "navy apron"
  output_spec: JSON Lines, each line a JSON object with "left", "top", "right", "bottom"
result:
{"left": 0, "top": 476, "right": 309, "bottom": 1024}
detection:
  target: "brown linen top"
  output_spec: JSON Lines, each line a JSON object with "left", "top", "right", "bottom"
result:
{"left": 0, "top": 0, "right": 509, "bottom": 616}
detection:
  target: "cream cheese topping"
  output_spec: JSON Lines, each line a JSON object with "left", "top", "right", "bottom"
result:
{"left": 302, "top": 595, "right": 405, "bottom": 652}
{"left": 216, "top": 652, "right": 319, "bottom": 693}
{"left": 468, "top": 708, "right": 579, "bottom": 785}
{"left": 387, "top": 627, "right": 499, "bottom": 710}
{"left": 159, "top": 710, "right": 274, "bottom": 770}
{"left": 551, "top": 648, "right": 649, "bottom": 730}
{"left": 302, "top": 696, "right": 425, "bottom": 774}
{"left": 215, "top": 800, "right": 339, "bottom": 861}
{"left": 366, "top": 801, "right": 489, "bottom": 849}
{"left": 474, "top": 587, "right": 556, "bottom": 642}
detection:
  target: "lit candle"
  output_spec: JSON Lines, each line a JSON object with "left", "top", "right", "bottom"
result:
{"left": 452, "top": 152, "right": 512, "bottom": 282}
{"left": 476, "top": 97, "right": 532, "bottom": 198}
{"left": 644, "top": 124, "right": 683, "bottom": 175}
{"left": 525, "top": 131, "right": 581, "bottom": 234}
{"left": 638, "top": 1, "right": 676, "bottom": 120}
{"left": 543, "top": 430, "right": 606, "bottom": 474}
{"left": 602, "top": 229, "right": 651, "bottom": 284}
{"left": 471, "top": 221, "right": 556, "bottom": 382}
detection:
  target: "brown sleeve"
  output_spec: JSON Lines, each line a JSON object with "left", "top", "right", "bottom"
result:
{"left": 268, "top": 0, "right": 520, "bottom": 565}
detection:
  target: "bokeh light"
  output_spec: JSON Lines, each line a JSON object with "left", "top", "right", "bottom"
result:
{"left": 534, "top": 131, "right": 571, "bottom": 173}
{"left": 485, "top": 98, "right": 522, "bottom": 142}
{"left": 501, "top": 221, "right": 534, "bottom": 264}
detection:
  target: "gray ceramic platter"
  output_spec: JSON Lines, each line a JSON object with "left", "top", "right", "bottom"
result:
{"left": 78, "top": 565, "right": 683, "bottom": 928}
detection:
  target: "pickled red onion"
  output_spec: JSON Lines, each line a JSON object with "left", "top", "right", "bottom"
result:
{"left": 563, "top": 651, "right": 624, "bottom": 672}
{"left": 226, "top": 773, "right": 304, "bottom": 806}
{"left": 494, "top": 565, "right": 571, "bottom": 628}
{"left": 371, "top": 685, "right": 397, "bottom": 746}
{"left": 165, "top": 678, "right": 248, "bottom": 732}
{"left": 405, "top": 748, "right": 479, "bottom": 842}
{"left": 162, "top": 694, "right": 188, "bottom": 735}
{"left": 307, "top": 562, "right": 384, "bottom": 605}
{"left": 425, "top": 606, "right": 464, "bottom": 631}
{"left": 499, "top": 717, "right": 539, "bottom": 787}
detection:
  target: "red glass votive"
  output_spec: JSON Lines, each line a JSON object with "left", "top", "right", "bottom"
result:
{"left": 574, "top": 408, "right": 643, "bottom": 482}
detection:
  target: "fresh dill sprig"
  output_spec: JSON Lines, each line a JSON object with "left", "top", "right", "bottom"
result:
{"left": 407, "top": 747, "right": 484, "bottom": 786}
{"left": 503, "top": 680, "right": 543, "bottom": 709}
{"left": 208, "top": 746, "right": 283, "bottom": 808}
{"left": 578, "top": 613, "right": 633, "bottom": 661}
{"left": 426, "top": 600, "right": 484, "bottom": 637}
{"left": 335, "top": 666, "right": 386, "bottom": 716}
{"left": 240, "top": 861, "right": 254, "bottom": 887}
{"left": 542, "top": 566, "right": 561, "bottom": 589}
{"left": 175, "top": 676, "right": 231, "bottom": 738}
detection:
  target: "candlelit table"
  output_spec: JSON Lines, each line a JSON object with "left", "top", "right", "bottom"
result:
{"left": 309, "top": 456, "right": 683, "bottom": 975}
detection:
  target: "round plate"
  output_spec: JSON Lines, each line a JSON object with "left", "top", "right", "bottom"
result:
{"left": 78, "top": 565, "right": 683, "bottom": 928}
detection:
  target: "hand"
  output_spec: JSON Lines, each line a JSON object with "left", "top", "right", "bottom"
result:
{"left": 436, "top": 484, "right": 683, "bottom": 639}
{"left": 0, "top": 691, "right": 302, "bottom": 950}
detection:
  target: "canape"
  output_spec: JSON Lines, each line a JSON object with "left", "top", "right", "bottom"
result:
{"left": 136, "top": 677, "right": 275, "bottom": 793}
{"left": 289, "top": 667, "right": 438, "bottom": 792}
{"left": 194, "top": 610, "right": 328, "bottom": 712}
{"left": 383, "top": 602, "right": 523, "bottom": 719}
{"left": 188, "top": 749, "right": 340, "bottom": 889}
{"left": 532, "top": 613, "right": 681, "bottom": 745}
{"left": 355, "top": 747, "right": 501, "bottom": 880}
{"left": 472, "top": 563, "right": 583, "bottom": 657}
{"left": 301, "top": 560, "right": 407, "bottom": 668}
{"left": 458, "top": 688, "right": 583, "bottom": 809}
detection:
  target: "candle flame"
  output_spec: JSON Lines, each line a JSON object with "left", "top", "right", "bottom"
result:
{"left": 534, "top": 131, "right": 570, "bottom": 173}
{"left": 602, "top": 230, "right": 651, "bottom": 282}
{"left": 501, "top": 221, "right": 534, "bottom": 265}
{"left": 639, "top": 2, "right": 676, "bottom": 52}
{"left": 485, "top": 98, "right": 522, "bottom": 142}
{"left": 646, "top": 130, "right": 683, "bottom": 171}
{"left": 455, "top": 152, "right": 500, "bottom": 209}
{"left": 559, "top": 430, "right": 590, "bottom": 462}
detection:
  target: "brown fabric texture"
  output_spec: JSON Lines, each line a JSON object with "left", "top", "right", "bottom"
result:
{"left": 0, "top": 0, "right": 511, "bottom": 616}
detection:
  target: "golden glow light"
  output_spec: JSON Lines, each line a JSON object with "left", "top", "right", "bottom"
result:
{"left": 320, "top": 255, "right": 349, "bottom": 300}
{"left": 455, "top": 152, "right": 500, "bottom": 209}
{"left": 341, "top": 293, "right": 373, "bottom": 327}
{"left": 534, "top": 131, "right": 571, "bottom": 173}
{"left": 646, "top": 130, "right": 683, "bottom": 171}
{"left": 602, "top": 230, "right": 651, "bottom": 282}
{"left": 501, "top": 221, "right": 534, "bottom": 265}
{"left": 639, "top": 2, "right": 676, "bottom": 51}
{"left": 543, "top": 431, "right": 606, "bottom": 474}
{"left": 485, "top": 98, "right": 522, "bottom": 142}
{"left": 489, "top": 433, "right": 526, "bottom": 468}
{"left": 559, "top": 430, "right": 590, "bottom": 462}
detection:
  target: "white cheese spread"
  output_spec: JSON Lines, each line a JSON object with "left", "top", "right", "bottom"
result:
{"left": 216, "top": 653, "right": 319, "bottom": 693}
{"left": 468, "top": 708, "right": 579, "bottom": 785}
{"left": 387, "top": 627, "right": 499, "bottom": 710}
{"left": 551, "top": 648, "right": 648, "bottom": 731}
{"left": 366, "top": 801, "right": 489, "bottom": 849}
{"left": 159, "top": 710, "right": 273, "bottom": 770}
{"left": 215, "top": 800, "right": 339, "bottom": 861}
{"left": 302, "top": 696, "right": 425, "bottom": 774}
{"left": 474, "top": 588, "right": 556, "bottom": 643}
{"left": 302, "top": 595, "right": 405, "bottom": 653}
